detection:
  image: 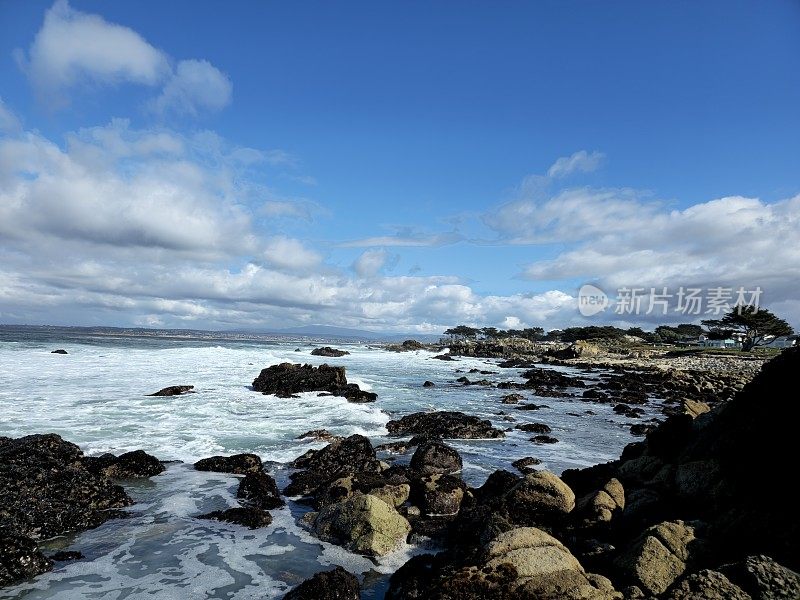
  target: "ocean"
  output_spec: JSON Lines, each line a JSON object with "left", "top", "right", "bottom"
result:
{"left": 0, "top": 326, "right": 653, "bottom": 599}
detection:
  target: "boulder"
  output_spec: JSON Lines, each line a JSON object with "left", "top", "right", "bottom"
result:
{"left": 194, "top": 453, "right": 263, "bottom": 475}
{"left": 575, "top": 478, "right": 625, "bottom": 525}
{"left": 83, "top": 450, "right": 165, "bottom": 479}
{"left": 197, "top": 506, "right": 272, "bottom": 529}
{"left": 680, "top": 398, "right": 711, "bottom": 419}
{"left": 665, "top": 569, "right": 750, "bottom": 600}
{"left": 251, "top": 363, "right": 376, "bottom": 403}
{"left": 147, "top": 385, "right": 194, "bottom": 396}
{"left": 0, "top": 434, "right": 132, "bottom": 540}
{"left": 532, "top": 435, "right": 559, "bottom": 444}
{"left": 402, "top": 340, "right": 424, "bottom": 350}
{"left": 422, "top": 380, "right": 436, "bottom": 387}
{"left": 237, "top": 472, "right": 284, "bottom": 510}
{"left": 285, "top": 435, "right": 382, "bottom": 497}
{"left": 409, "top": 441, "right": 462, "bottom": 475}
{"left": 432, "top": 353, "right": 454, "bottom": 360}
{"left": 50, "top": 349, "right": 68, "bottom": 354}
{"left": 386, "top": 411, "right": 504, "bottom": 439}
{"left": 614, "top": 520, "right": 701, "bottom": 595}
{"left": 0, "top": 534, "right": 52, "bottom": 586}
{"left": 719, "top": 555, "right": 800, "bottom": 600}
{"left": 313, "top": 494, "right": 411, "bottom": 556}
{"left": 283, "top": 566, "right": 360, "bottom": 600}
{"left": 504, "top": 471, "right": 576, "bottom": 523}
{"left": 413, "top": 474, "right": 465, "bottom": 516}
{"left": 311, "top": 346, "right": 350, "bottom": 357}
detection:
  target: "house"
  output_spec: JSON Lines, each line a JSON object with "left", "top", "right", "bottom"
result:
{"left": 762, "top": 336, "right": 796, "bottom": 349}
{"left": 698, "top": 334, "right": 741, "bottom": 349}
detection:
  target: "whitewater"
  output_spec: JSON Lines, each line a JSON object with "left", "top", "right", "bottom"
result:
{"left": 0, "top": 327, "right": 654, "bottom": 599}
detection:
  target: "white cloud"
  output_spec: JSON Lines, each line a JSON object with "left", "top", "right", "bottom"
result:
{"left": 340, "top": 231, "right": 462, "bottom": 248}
{"left": 261, "top": 199, "right": 318, "bottom": 221}
{"left": 0, "top": 98, "right": 21, "bottom": 133}
{"left": 18, "top": 1, "right": 230, "bottom": 116}
{"left": 353, "top": 249, "right": 393, "bottom": 277}
{"left": 547, "top": 150, "right": 604, "bottom": 178}
{"left": 262, "top": 236, "right": 322, "bottom": 271}
{"left": 152, "top": 59, "right": 232, "bottom": 116}
{"left": 18, "top": 0, "right": 169, "bottom": 107}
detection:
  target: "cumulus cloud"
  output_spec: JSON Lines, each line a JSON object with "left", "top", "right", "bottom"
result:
{"left": 353, "top": 249, "right": 397, "bottom": 277}
{"left": 547, "top": 150, "right": 604, "bottom": 178}
{"left": 17, "top": 1, "right": 230, "bottom": 115}
{"left": 18, "top": 0, "right": 169, "bottom": 106}
{"left": 151, "top": 59, "right": 232, "bottom": 116}
{"left": 261, "top": 199, "right": 319, "bottom": 221}
{"left": 262, "top": 236, "right": 322, "bottom": 271}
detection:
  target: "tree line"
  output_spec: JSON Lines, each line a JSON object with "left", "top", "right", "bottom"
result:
{"left": 443, "top": 305, "right": 794, "bottom": 351}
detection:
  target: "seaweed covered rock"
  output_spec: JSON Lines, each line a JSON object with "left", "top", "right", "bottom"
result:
{"left": 386, "top": 411, "right": 504, "bottom": 439}
{"left": 0, "top": 534, "right": 53, "bottom": 586}
{"left": 409, "top": 441, "right": 462, "bottom": 475}
{"left": 197, "top": 506, "right": 272, "bottom": 529}
{"left": 283, "top": 566, "right": 360, "bottom": 600}
{"left": 237, "top": 471, "right": 285, "bottom": 510}
{"left": 194, "top": 453, "right": 263, "bottom": 475}
{"left": 83, "top": 449, "right": 165, "bottom": 479}
{"left": 311, "top": 346, "right": 350, "bottom": 357}
{"left": 147, "top": 385, "right": 194, "bottom": 396}
{"left": 0, "top": 434, "right": 132, "bottom": 541}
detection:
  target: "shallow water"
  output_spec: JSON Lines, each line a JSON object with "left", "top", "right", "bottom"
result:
{"left": 0, "top": 327, "right": 657, "bottom": 599}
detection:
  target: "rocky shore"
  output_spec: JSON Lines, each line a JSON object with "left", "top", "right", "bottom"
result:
{"left": 2, "top": 348, "right": 798, "bottom": 598}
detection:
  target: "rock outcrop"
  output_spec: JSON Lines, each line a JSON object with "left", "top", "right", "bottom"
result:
{"left": 83, "top": 449, "right": 165, "bottom": 479}
{"left": 147, "top": 385, "right": 194, "bottom": 396}
{"left": 386, "top": 411, "right": 504, "bottom": 439}
{"left": 197, "top": 506, "right": 272, "bottom": 529}
{"left": 236, "top": 471, "right": 285, "bottom": 510}
{"left": 252, "top": 363, "right": 377, "bottom": 403}
{"left": 194, "top": 453, "right": 263, "bottom": 475}
{"left": 311, "top": 346, "right": 350, "bottom": 357}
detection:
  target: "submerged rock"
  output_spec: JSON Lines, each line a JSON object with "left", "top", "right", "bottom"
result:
{"left": 194, "top": 453, "right": 263, "bottom": 475}
{"left": 83, "top": 450, "right": 165, "bottom": 479}
{"left": 251, "top": 363, "right": 376, "bottom": 403}
{"left": 516, "top": 422, "right": 552, "bottom": 434}
{"left": 295, "top": 429, "right": 339, "bottom": 442}
{"left": 283, "top": 566, "right": 360, "bottom": 600}
{"left": 386, "top": 411, "right": 504, "bottom": 439}
{"left": 311, "top": 346, "right": 350, "bottom": 357}
{"left": 197, "top": 506, "right": 272, "bottom": 529}
{"left": 49, "top": 551, "right": 83, "bottom": 562}
{"left": 147, "top": 385, "right": 194, "bottom": 396}
{"left": 422, "top": 380, "right": 436, "bottom": 387}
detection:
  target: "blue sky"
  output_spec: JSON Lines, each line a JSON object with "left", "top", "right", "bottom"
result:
{"left": 0, "top": 0, "right": 798, "bottom": 332}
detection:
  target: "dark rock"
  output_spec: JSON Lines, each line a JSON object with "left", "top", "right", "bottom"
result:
{"left": 531, "top": 434, "right": 559, "bottom": 444}
{"left": 402, "top": 340, "right": 424, "bottom": 350}
{"left": 522, "top": 367, "right": 587, "bottom": 389}
{"left": 719, "top": 554, "right": 800, "bottom": 600}
{"left": 295, "top": 429, "right": 339, "bottom": 442}
{"left": 386, "top": 411, "right": 504, "bottom": 439}
{"left": 285, "top": 435, "right": 381, "bottom": 497}
{"left": 194, "top": 453, "right": 262, "bottom": 475}
{"left": 283, "top": 566, "right": 360, "bottom": 600}
{"left": 311, "top": 346, "right": 350, "bottom": 357}
{"left": 455, "top": 376, "right": 470, "bottom": 384}
{"left": 412, "top": 474, "right": 466, "bottom": 516}
{"left": 511, "top": 456, "right": 541, "bottom": 473}
{"left": 501, "top": 393, "right": 525, "bottom": 404}
{"left": 409, "top": 442, "right": 462, "bottom": 475}
{"left": 50, "top": 349, "right": 68, "bottom": 354}
{"left": 237, "top": 472, "right": 285, "bottom": 510}
{"left": 515, "top": 422, "right": 552, "bottom": 434}
{"left": 422, "top": 380, "right": 435, "bottom": 387}
{"left": 514, "top": 403, "right": 550, "bottom": 411}
{"left": 251, "top": 363, "right": 376, "bottom": 403}
{"left": 630, "top": 423, "right": 657, "bottom": 436}
{"left": 49, "top": 550, "right": 83, "bottom": 561}
{"left": 431, "top": 354, "right": 454, "bottom": 361}
{"left": 0, "top": 434, "right": 132, "bottom": 540}
{"left": 147, "top": 385, "right": 194, "bottom": 396}
{"left": 197, "top": 506, "right": 272, "bottom": 529}
{"left": 0, "top": 534, "right": 52, "bottom": 586}
{"left": 83, "top": 450, "right": 165, "bottom": 479}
